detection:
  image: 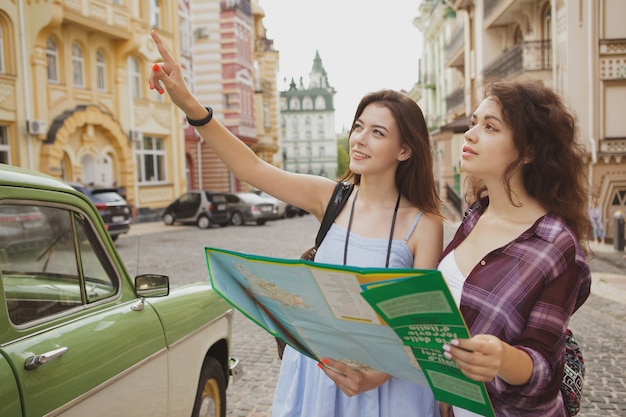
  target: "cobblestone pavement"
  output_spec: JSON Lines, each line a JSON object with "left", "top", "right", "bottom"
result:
{"left": 118, "top": 215, "right": 626, "bottom": 417}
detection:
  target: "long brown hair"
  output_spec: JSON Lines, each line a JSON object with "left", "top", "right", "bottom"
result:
{"left": 340, "top": 90, "right": 441, "bottom": 216}
{"left": 468, "top": 80, "right": 590, "bottom": 246}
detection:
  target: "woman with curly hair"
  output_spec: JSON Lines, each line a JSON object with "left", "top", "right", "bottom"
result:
{"left": 438, "top": 80, "right": 591, "bottom": 416}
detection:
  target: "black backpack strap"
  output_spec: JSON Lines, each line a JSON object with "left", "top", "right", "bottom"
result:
{"left": 314, "top": 181, "right": 354, "bottom": 247}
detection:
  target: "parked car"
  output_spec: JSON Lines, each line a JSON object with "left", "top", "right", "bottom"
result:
{"left": 224, "top": 192, "right": 279, "bottom": 226}
{"left": 162, "top": 190, "right": 230, "bottom": 229}
{"left": 68, "top": 183, "right": 132, "bottom": 241}
{"left": 0, "top": 164, "right": 241, "bottom": 417}
{"left": 286, "top": 204, "right": 308, "bottom": 218}
{"left": 251, "top": 190, "right": 287, "bottom": 219}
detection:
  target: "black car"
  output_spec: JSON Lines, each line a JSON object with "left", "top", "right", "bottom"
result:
{"left": 69, "top": 184, "right": 132, "bottom": 241}
{"left": 162, "top": 190, "right": 230, "bottom": 229}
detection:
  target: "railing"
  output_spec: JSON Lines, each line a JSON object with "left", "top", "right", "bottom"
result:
{"left": 483, "top": 40, "right": 552, "bottom": 80}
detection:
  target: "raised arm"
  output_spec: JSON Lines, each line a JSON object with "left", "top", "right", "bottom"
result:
{"left": 148, "top": 30, "right": 333, "bottom": 219}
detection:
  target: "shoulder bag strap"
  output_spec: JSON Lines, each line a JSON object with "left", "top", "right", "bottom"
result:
{"left": 314, "top": 181, "right": 354, "bottom": 247}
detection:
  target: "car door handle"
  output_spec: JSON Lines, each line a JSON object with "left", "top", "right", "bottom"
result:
{"left": 24, "top": 346, "right": 69, "bottom": 370}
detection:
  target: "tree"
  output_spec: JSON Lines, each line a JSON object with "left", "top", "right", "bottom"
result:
{"left": 337, "top": 135, "right": 349, "bottom": 178}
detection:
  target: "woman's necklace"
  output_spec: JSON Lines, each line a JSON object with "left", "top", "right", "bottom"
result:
{"left": 343, "top": 189, "right": 401, "bottom": 267}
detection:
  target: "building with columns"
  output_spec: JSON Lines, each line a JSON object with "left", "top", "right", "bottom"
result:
{"left": 413, "top": 0, "right": 626, "bottom": 241}
{"left": 280, "top": 51, "right": 338, "bottom": 179}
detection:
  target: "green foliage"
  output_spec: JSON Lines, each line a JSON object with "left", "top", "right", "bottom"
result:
{"left": 337, "top": 136, "right": 350, "bottom": 178}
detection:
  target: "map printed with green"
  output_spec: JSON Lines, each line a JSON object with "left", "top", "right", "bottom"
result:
{"left": 205, "top": 247, "right": 495, "bottom": 417}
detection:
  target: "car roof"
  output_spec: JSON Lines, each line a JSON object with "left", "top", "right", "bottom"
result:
{"left": 1, "top": 164, "right": 78, "bottom": 194}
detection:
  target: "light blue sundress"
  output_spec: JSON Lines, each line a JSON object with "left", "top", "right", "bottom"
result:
{"left": 272, "top": 213, "right": 440, "bottom": 417}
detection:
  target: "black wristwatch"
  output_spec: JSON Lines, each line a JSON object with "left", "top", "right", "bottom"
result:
{"left": 186, "top": 106, "right": 213, "bottom": 127}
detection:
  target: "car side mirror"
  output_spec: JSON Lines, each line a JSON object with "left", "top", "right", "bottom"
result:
{"left": 135, "top": 274, "right": 170, "bottom": 298}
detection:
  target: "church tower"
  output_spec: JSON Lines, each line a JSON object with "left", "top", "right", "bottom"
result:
{"left": 279, "top": 51, "right": 338, "bottom": 179}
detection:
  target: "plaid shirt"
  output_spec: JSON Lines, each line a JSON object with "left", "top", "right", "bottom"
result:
{"left": 439, "top": 198, "right": 591, "bottom": 417}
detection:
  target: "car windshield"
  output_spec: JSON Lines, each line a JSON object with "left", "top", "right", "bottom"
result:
{"left": 89, "top": 191, "right": 125, "bottom": 204}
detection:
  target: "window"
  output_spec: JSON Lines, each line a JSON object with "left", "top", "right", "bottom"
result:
{"left": 289, "top": 97, "right": 300, "bottom": 110}
{"left": 96, "top": 50, "right": 106, "bottom": 91}
{"left": 129, "top": 57, "right": 141, "bottom": 98}
{"left": 46, "top": 37, "right": 59, "bottom": 83}
{"left": 315, "top": 96, "right": 326, "bottom": 110}
{"left": 0, "top": 22, "right": 5, "bottom": 74}
{"left": 72, "top": 43, "right": 85, "bottom": 87}
{"left": 135, "top": 136, "right": 166, "bottom": 183}
{"left": 150, "top": 0, "right": 161, "bottom": 29}
{"left": 317, "top": 116, "right": 325, "bottom": 138}
{"left": 1, "top": 205, "right": 118, "bottom": 325}
{"left": 319, "top": 146, "right": 325, "bottom": 157}
{"left": 302, "top": 96, "right": 313, "bottom": 110}
{"left": 0, "top": 126, "right": 9, "bottom": 164}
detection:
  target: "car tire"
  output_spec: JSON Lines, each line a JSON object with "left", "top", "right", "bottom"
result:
{"left": 111, "top": 234, "right": 119, "bottom": 242}
{"left": 197, "top": 215, "right": 211, "bottom": 229}
{"left": 163, "top": 213, "right": 175, "bottom": 225}
{"left": 191, "top": 357, "right": 226, "bottom": 417}
{"left": 230, "top": 212, "right": 244, "bottom": 226}
{"left": 256, "top": 219, "right": 266, "bottom": 226}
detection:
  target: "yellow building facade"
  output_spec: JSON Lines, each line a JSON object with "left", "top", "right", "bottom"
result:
{"left": 0, "top": 0, "right": 187, "bottom": 212}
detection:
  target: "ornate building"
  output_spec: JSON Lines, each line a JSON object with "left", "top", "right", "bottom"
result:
{"left": 0, "top": 0, "right": 190, "bottom": 212}
{"left": 280, "top": 51, "right": 338, "bottom": 179}
{"left": 187, "top": 0, "right": 279, "bottom": 193}
{"left": 413, "top": 0, "right": 626, "bottom": 241}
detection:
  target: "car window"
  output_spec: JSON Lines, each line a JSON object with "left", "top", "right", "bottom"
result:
{"left": 1, "top": 204, "right": 119, "bottom": 326}
{"left": 89, "top": 191, "right": 126, "bottom": 204}
{"left": 179, "top": 192, "right": 200, "bottom": 204}
{"left": 211, "top": 194, "right": 227, "bottom": 204}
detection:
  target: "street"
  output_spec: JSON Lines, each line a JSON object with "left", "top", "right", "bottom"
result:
{"left": 116, "top": 215, "right": 625, "bottom": 417}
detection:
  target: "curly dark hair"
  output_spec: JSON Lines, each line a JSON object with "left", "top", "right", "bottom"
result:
{"left": 468, "top": 79, "right": 590, "bottom": 246}
{"left": 340, "top": 90, "right": 441, "bottom": 216}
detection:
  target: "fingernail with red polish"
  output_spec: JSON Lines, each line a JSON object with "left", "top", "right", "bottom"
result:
{"left": 149, "top": 83, "right": 154, "bottom": 90}
{"left": 152, "top": 63, "right": 160, "bottom": 72}
{"left": 322, "top": 358, "right": 328, "bottom": 364}
{"left": 317, "top": 362, "right": 323, "bottom": 369}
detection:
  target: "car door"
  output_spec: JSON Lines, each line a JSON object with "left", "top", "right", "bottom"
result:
{"left": 0, "top": 203, "right": 168, "bottom": 417}
{"left": 173, "top": 192, "right": 201, "bottom": 221}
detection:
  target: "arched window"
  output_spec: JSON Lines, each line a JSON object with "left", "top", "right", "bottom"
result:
{"left": 302, "top": 96, "right": 313, "bottom": 110}
{"left": 46, "top": 37, "right": 59, "bottom": 83}
{"left": 71, "top": 43, "right": 85, "bottom": 87}
{"left": 96, "top": 50, "right": 106, "bottom": 91}
{"left": 129, "top": 57, "right": 141, "bottom": 98}
{"left": 290, "top": 97, "right": 300, "bottom": 110}
{"left": 315, "top": 96, "right": 326, "bottom": 110}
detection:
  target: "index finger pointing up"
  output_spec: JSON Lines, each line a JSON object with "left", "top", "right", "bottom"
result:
{"left": 151, "top": 30, "right": 174, "bottom": 64}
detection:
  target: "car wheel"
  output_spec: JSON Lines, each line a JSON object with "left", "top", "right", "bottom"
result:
{"left": 197, "top": 215, "right": 211, "bottom": 229}
{"left": 231, "top": 212, "right": 244, "bottom": 226}
{"left": 163, "top": 213, "right": 175, "bottom": 225}
{"left": 111, "top": 234, "right": 119, "bottom": 242}
{"left": 191, "top": 357, "right": 226, "bottom": 417}
{"left": 256, "top": 219, "right": 266, "bottom": 226}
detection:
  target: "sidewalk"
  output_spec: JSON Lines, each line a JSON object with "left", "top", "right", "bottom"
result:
{"left": 588, "top": 241, "right": 626, "bottom": 305}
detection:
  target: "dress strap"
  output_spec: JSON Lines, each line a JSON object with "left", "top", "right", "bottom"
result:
{"left": 404, "top": 212, "right": 423, "bottom": 241}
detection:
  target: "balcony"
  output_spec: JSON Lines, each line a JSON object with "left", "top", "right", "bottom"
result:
{"left": 62, "top": 0, "right": 130, "bottom": 39}
{"left": 445, "top": 27, "right": 464, "bottom": 68}
{"left": 483, "top": 40, "right": 551, "bottom": 80}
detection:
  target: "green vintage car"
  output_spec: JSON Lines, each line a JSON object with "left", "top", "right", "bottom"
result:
{"left": 0, "top": 164, "right": 241, "bottom": 417}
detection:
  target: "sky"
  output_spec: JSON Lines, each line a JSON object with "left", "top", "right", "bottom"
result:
{"left": 259, "top": 0, "right": 424, "bottom": 134}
